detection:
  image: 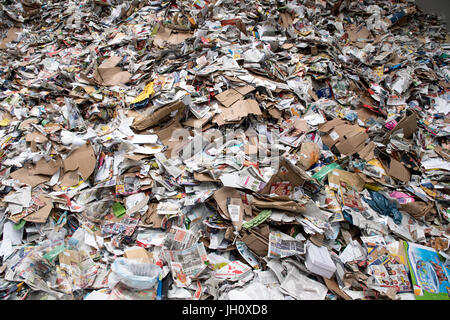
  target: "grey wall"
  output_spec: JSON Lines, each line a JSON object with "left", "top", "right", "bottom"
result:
{"left": 415, "top": 0, "right": 450, "bottom": 31}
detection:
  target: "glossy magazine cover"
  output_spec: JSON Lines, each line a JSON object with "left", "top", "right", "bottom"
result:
{"left": 404, "top": 241, "right": 450, "bottom": 300}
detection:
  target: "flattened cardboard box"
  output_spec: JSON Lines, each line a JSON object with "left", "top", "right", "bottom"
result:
{"left": 25, "top": 195, "right": 53, "bottom": 224}
{"left": 194, "top": 172, "right": 218, "bottom": 182}
{"left": 221, "top": 99, "right": 262, "bottom": 122}
{"left": 153, "top": 25, "right": 192, "bottom": 46}
{"left": 0, "top": 27, "right": 22, "bottom": 49}
{"left": 385, "top": 157, "right": 411, "bottom": 183}
{"left": 215, "top": 85, "right": 255, "bottom": 108}
{"left": 357, "top": 141, "right": 376, "bottom": 161}
{"left": 30, "top": 157, "right": 63, "bottom": 176}
{"left": 252, "top": 196, "right": 305, "bottom": 213}
{"left": 319, "top": 118, "right": 368, "bottom": 155}
{"left": 335, "top": 130, "right": 369, "bottom": 156}
{"left": 138, "top": 204, "right": 156, "bottom": 228}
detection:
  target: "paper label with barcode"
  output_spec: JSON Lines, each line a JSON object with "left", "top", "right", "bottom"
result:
{"left": 329, "top": 130, "right": 339, "bottom": 141}
{"left": 228, "top": 204, "right": 241, "bottom": 222}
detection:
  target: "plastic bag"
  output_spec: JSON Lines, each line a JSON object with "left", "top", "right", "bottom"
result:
{"left": 298, "top": 142, "right": 320, "bottom": 170}
{"left": 109, "top": 258, "right": 161, "bottom": 290}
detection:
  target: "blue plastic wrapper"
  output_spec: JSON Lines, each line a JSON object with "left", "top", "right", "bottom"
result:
{"left": 316, "top": 87, "right": 332, "bottom": 99}
{"left": 362, "top": 190, "right": 402, "bottom": 225}
{"left": 344, "top": 111, "right": 357, "bottom": 121}
{"left": 389, "top": 10, "right": 406, "bottom": 24}
{"left": 131, "top": 98, "right": 150, "bottom": 110}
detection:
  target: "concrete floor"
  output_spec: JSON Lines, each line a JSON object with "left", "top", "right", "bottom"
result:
{"left": 415, "top": 0, "right": 450, "bottom": 31}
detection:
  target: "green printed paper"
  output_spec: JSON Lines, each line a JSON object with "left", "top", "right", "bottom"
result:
{"left": 112, "top": 202, "right": 126, "bottom": 218}
{"left": 311, "top": 163, "right": 342, "bottom": 182}
{"left": 242, "top": 210, "right": 272, "bottom": 229}
{"left": 13, "top": 219, "right": 26, "bottom": 230}
{"left": 43, "top": 245, "right": 66, "bottom": 262}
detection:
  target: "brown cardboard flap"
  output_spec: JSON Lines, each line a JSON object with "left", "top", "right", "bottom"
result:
{"left": 183, "top": 117, "right": 210, "bottom": 128}
{"left": 346, "top": 24, "right": 372, "bottom": 43}
{"left": 133, "top": 100, "right": 185, "bottom": 131}
{"left": 328, "top": 169, "right": 366, "bottom": 192}
{"left": 357, "top": 141, "right": 376, "bottom": 161}
{"left": 25, "top": 132, "right": 48, "bottom": 143}
{"left": 139, "top": 203, "right": 163, "bottom": 228}
{"left": 386, "top": 157, "right": 410, "bottom": 183}
{"left": 154, "top": 26, "right": 192, "bottom": 46}
{"left": 319, "top": 118, "right": 367, "bottom": 151}
{"left": 318, "top": 118, "right": 347, "bottom": 133}
{"left": 124, "top": 247, "right": 152, "bottom": 264}
{"left": 252, "top": 197, "right": 305, "bottom": 213}
{"left": 63, "top": 144, "right": 96, "bottom": 181}
{"left": 385, "top": 112, "right": 417, "bottom": 141}
{"left": 155, "top": 120, "right": 186, "bottom": 157}
{"left": 93, "top": 56, "right": 131, "bottom": 86}
{"left": 30, "top": 157, "right": 62, "bottom": 176}
{"left": 24, "top": 195, "right": 53, "bottom": 223}
{"left": 221, "top": 99, "right": 262, "bottom": 122}
{"left": 60, "top": 170, "right": 80, "bottom": 188}
{"left": 279, "top": 12, "right": 293, "bottom": 28}
{"left": 215, "top": 85, "right": 254, "bottom": 107}
{"left": 261, "top": 157, "right": 312, "bottom": 195}
{"left": 194, "top": 172, "right": 218, "bottom": 182}
{"left": 323, "top": 276, "right": 353, "bottom": 300}
{"left": 0, "top": 27, "right": 21, "bottom": 49}
{"left": 10, "top": 166, "right": 48, "bottom": 187}
{"left": 242, "top": 232, "right": 268, "bottom": 256}
{"left": 213, "top": 187, "right": 243, "bottom": 220}
{"left": 335, "top": 131, "right": 368, "bottom": 156}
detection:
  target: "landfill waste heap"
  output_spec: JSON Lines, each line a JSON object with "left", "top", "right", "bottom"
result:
{"left": 0, "top": 0, "right": 448, "bottom": 301}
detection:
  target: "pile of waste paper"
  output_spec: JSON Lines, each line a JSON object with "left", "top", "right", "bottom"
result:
{"left": 0, "top": 0, "right": 449, "bottom": 300}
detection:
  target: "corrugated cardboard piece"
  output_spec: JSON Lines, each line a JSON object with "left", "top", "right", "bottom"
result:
{"left": 242, "top": 225, "right": 269, "bottom": 256}
{"left": 328, "top": 169, "right": 366, "bottom": 192}
{"left": 384, "top": 112, "right": 417, "bottom": 142}
{"left": 139, "top": 203, "right": 163, "bottom": 228}
{"left": 153, "top": 26, "right": 192, "bottom": 46}
{"left": 24, "top": 195, "right": 53, "bottom": 223}
{"left": 323, "top": 276, "right": 352, "bottom": 300}
{"left": 10, "top": 165, "right": 48, "bottom": 187}
{"left": 133, "top": 100, "right": 186, "bottom": 131}
{"left": 155, "top": 120, "right": 186, "bottom": 157}
{"left": 213, "top": 99, "right": 262, "bottom": 125}
{"left": 215, "top": 85, "right": 255, "bottom": 108}
{"left": 385, "top": 157, "right": 410, "bottom": 183}
{"left": 63, "top": 143, "right": 96, "bottom": 181}
{"left": 252, "top": 195, "right": 305, "bottom": 213}
{"left": 319, "top": 118, "right": 368, "bottom": 155}
{"left": 357, "top": 141, "right": 376, "bottom": 161}
{"left": 30, "top": 157, "right": 63, "bottom": 176}
{"left": 0, "top": 27, "right": 21, "bottom": 49}
{"left": 93, "top": 56, "right": 131, "bottom": 86}
{"left": 213, "top": 187, "right": 243, "bottom": 221}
